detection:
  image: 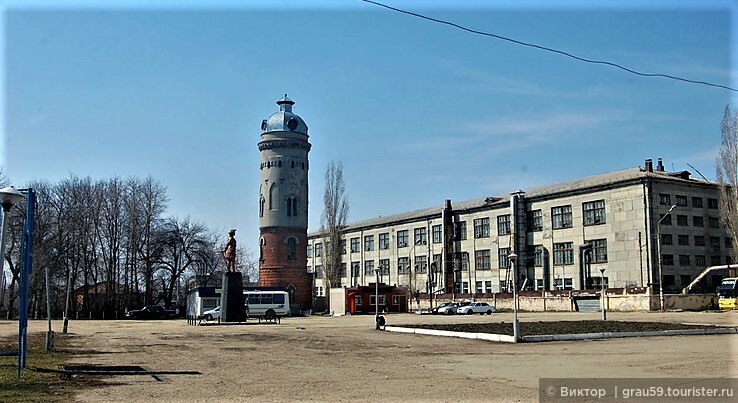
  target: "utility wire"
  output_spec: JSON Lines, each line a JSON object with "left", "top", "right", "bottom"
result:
{"left": 360, "top": 0, "right": 737, "bottom": 93}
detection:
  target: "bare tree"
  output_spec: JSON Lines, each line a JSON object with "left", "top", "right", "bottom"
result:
{"left": 321, "top": 161, "right": 349, "bottom": 293}
{"left": 717, "top": 105, "right": 738, "bottom": 262}
{"left": 155, "top": 216, "right": 209, "bottom": 309}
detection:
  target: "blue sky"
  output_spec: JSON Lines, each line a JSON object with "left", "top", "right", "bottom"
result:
{"left": 2, "top": 0, "right": 736, "bottom": 256}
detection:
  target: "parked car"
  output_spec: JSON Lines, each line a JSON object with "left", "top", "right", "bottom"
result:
{"left": 126, "top": 305, "right": 175, "bottom": 320}
{"left": 457, "top": 302, "right": 495, "bottom": 315}
{"left": 203, "top": 306, "right": 221, "bottom": 321}
{"left": 437, "top": 301, "right": 470, "bottom": 315}
{"left": 429, "top": 302, "right": 453, "bottom": 315}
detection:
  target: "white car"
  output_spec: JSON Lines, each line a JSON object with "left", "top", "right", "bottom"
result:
{"left": 203, "top": 306, "right": 221, "bottom": 321}
{"left": 457, "top": 302, "right": 494, "bottom": 315}
{"left": 437, "top": 302, "right": 462, "bottom": 315}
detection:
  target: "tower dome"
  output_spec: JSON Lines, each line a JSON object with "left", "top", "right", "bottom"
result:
{"left": 261, "top": 94, "right": 308, "bottom": 134}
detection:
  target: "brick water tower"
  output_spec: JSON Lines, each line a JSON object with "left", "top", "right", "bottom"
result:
{"left": 257, "top": 95, "right": 312, "bottom": 309}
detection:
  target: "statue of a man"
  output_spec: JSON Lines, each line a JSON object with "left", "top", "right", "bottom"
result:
{"left": 223, "top": 229, "right": 237, "bottom": 272}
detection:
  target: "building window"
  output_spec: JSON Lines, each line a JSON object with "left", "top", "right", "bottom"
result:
{"left": 314, "top": 243, "right": 323, "bottom": 257}
{"left": 679, "top": 255, "right": 690, "bottom": 266}
{"left": 259, "top": 196, "right": 265, "bottom": 217}
{"left": 484, "top": 281, "right": 493, "bottom": 293}
{"left": 497, "top": 215, "right": 511, "bottom": 235}
{"left": 587, "top": 239, "right": 608, "bottom": 263}
{"left": 695, "top": 255, "right": 706, "bottom": 266}
{"left": 398, "top": 257, "right": 410, "bottom": 274}
{"left": 432, "top": 225, "right": 442, "bottom": 243}
{"left": 678, "top": 235, "right": 689, "bottom": 246}
{"left": 364, "top": 235, "right": 374, "bottom": 251}
{"left": 393, "top": 295, "right": 401, "bottom": 305}
{"left": 287, "top": 237, "right": 297, "bottom": 260}
{"left": 533, "top": 245, "right": 543, "bottom": 267}
{"left": 315, "top": 265, "right": 323, "bottom": 279}
{"left": 379, "top": 259, "right": 390, "bottom": 275}
{"left": 415, "top": 255, "right": 428, "bottom": 273}
{"left": 726, "top": 238, "right": 733, "bottom": 249}
{"left": 433, "top": 254, "right": 442, "bottom": 273}
{"left": 659, "top": 194, "right": 671, "bottom": 205}
{"left": 709, "top": 217, "right": 720, "bottom": 229}
{"left": 476, "top": 281, "right": 483, "bottom": 294}
{"left": 680, "top": 275, "right": 691, "bottom": 286}
{"left": 693, "top": 216, "right": 703, "bottom": 227}
{"left": 675, "top": 195, "right": 687, "bottom": 206}
{"left": 692, "top": 197, "right": 703, "bottom": 208}
{"left": 351, "top": 262, "right": 361, "bottom": 277}
{"left": 711, "top": 236, "right": 721, "bottom": 251}
{"left": 498, "top": 247, "right": 511, "bottom": 269}
{"left": 397, "top": 230, "right": 409, "bottom": 248}
{"left": 694, "top": 236, "right": 705, "bottom": 246}
{"left": 461, "top": 281, "right": 469, "bottom": 294}
{"left": 414, "top": 227, "right": 427, "bottom": 245}
{"left": 711, "top": 256, "right": 722, "bottom": 265}
{"left": 340, "top": 263, "right": 347, "bottom": 278}
{"left": 676, "top": 215, "right": 688, "bottom": 226}
{"left": 314, "top": 286, "right": 324, "bottom": 297}
{"left": 526, "top": 245, "right": 544, "bottom": 267}
{"left": 554, "top": 277, "right": 573, "bottom": 291}
{"left": 476, "top": 249, "right": 491, "bottom": 270}
{"left": 370, "top": 295, "right": 386, "bottom": 306}
{"left": 553, "top": 242, "right": 574, "bottom": 265}
{"left": 364, "top": 260, "right": 374, "bottom": 276}
{"left": 660, "top": 234, "right": 672, "bottom": 245}
{"left": 286, "top": 196, "right": 298, "bottom": 217}
{"left": 307, "top": 244, "right": 313, "bottom": 257}
{"left": 661, "top": 254, "right": 674, "bottom": 266}
{"left": 350, "top": 237, "right": 360, "bottom": 253}
{"left": 552, "top": 205, "right": 573, "bottom": 229}
{"left": 708, "top": 198, "right": 719, "bottom": 209}
{"left": 459, "top": 252, "right": 469, "bottom": 270}
{"left": 473, "top": 217, "right": 490, "bottom": 238}
{"left": 527, "top": 209, "right": 543, "bottom": 232}
{"left": 659, "top": 214, "right": 672, "bottom": 225}
{"left": 455, "top": 221, "right": 467, "bottom": 240}
{"left": 379, "top": 233, "right": 390, "bottom": 250}
{"left": 583, "top": 200, "right": 606, "bottom": 226}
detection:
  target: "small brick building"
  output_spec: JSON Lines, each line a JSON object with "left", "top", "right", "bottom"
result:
{"left": 330, "top": 283, "right": 407, "bottom": 315}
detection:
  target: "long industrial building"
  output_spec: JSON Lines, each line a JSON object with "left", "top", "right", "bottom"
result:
{"left": 307, "top": 158, "right": 731, "bottom": 298}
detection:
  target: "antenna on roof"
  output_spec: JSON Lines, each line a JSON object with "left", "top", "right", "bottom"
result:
{"left": 686, "top": 163, "right": 708, "bottom": 181}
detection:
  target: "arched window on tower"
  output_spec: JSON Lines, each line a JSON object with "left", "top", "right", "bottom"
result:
{"left": 259, "top": 195, "right": 265, "bottom": 217}
{"left": 286, "top": 196, "right": 298, "bottom": 217}
{"left": 259, "top": 237, "right": 266, "bottom": 263}
{"left": 286, "top": 236, "right": 297, "bottom": 260}
{"left": 269, "top": 183, "right": 277, "bottom": 210}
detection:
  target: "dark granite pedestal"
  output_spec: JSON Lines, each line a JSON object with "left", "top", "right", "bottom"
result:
{"left": 221, "top": 272, "right": 245, "bottom": 322}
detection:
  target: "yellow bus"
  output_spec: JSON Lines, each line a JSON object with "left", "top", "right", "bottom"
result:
{"left": 718, "top": 278, "right": 738, "bottom": 310}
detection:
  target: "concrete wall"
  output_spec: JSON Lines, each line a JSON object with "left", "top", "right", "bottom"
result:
{"left": 418, "top": 292, "right": 718, "bottom": 312}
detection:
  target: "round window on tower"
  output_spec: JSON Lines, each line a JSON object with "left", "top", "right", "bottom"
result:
{"left": 287, "top": 117, "right": 298, "bottom": 131}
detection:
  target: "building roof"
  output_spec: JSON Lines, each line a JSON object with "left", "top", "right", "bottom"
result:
{"left": 262, "top": 94, "right": 308, "bottom": 134}
{"left": 309, "top": 165, "right": 713, "bottom": 237}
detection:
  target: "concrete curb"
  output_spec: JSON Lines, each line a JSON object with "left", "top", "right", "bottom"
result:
{"left": 383, "top": 325, "right": 737, "bottom": 343}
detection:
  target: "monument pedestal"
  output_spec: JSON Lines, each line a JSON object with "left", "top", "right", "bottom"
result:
{"left": 221, "top": 272, "right": 245, "bottom": 322}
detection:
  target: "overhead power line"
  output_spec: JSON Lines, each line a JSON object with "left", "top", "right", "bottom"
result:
{"left": 360, "top": 0, "right": 737, "bottom": 93}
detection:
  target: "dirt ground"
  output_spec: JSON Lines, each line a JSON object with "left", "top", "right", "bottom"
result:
{"left": 2, "top": 310, "right": 737, "bottom": 402}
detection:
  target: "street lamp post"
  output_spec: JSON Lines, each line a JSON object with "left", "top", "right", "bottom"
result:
{"left": 657, "top": 204, "right": 676, "bottom": 312}
{"left": 599, "top": 268, "right": 607, "bottom": 321}
{"left": 374, "top": 268, "right": 381, "bottom": 329}
{"left": 508, "top": 253, "right": 519, "bottom": 343}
